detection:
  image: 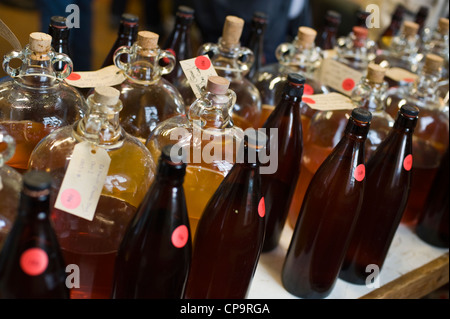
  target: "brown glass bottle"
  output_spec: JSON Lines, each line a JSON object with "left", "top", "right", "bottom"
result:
{"left": 111, "top": 144, "right": 191, "bottom": 299}
{"left": 282, "top": 107, "right": 371, "bottom": 299}
{"left": 339, "top": 105, "right": 419, "bottom": 285}
{"left": 316, "top": 10, "right": 341, "bottom": 50}
{"left": 162, "top": 6, "right": 196, "bottom": 107}
{"left": 101, "top": 13, "right": 139, "bottom": 68}
{"left": 0, "top": 171, "right": 69, "bottom": 298}
{"left": 246, "top": 11, "right": 268, "bottom": 82}
{"left": 414, "top": 6, "right": 429, "bottom": 34}
{"left": 183, "top": 131, "right": 266, "bottom": 299}
{"left": 261, "top": 73, "right": 304, "bottom": 252}
{"left": 415, "top": 147, "right": 449, "bottom": 248}
{"left": 48, "top": 16, "right": 71, "bottom": 72}
{"left": 355, "top": 10, "right": 370, "bottom": 28}
{"left": 378, "top": 4, "right": 405, "bottom": 50}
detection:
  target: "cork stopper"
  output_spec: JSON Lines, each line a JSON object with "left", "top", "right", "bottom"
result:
{"left": 221, "top": 16, "right": 244, "bottom": 47}
{"left": 137, "top": 31, "right": 159, "bottom": 50}
{"left": 93, "top": 86, "right": 121, "bottom": 105}
{"left": 438, "top": 18, "right": 449, "bottom": 35}
{"left": 29, "top": 32, "right": 52, "bottom": 53}
{"left": 402, "top": 21, "right": 419, "bottom": 38}
{"left": 207, "top": 76, "right": 230, "bottom": 95}
{"left": 424, "top": 54, "right": 444, "bottom": 73}
{"left": 353, "top": 26, "right": 368, "bottom": 39}
{"left": 297, "top": 26, "right": 317, "bottom": 48}
{"left": 367, "top": 63, "right": 386, "bottom": 84}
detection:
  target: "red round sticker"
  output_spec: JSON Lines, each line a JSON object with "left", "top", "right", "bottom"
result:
{"left": 354, "top": 164, "right": 365, "bottom": 182}
{"left": 258, "top": 197, "right": 265, "bottom": 218}
{"left": 303, "top": 84, "right": 314, "bottom": 95}
{"left": 302, "top": 97, "right": 316, "bottom": 104}
{"left": 20, "top": 248, "right": 49, "bottom": 276}
{"left": 195, "top": 56, "right": 211, "bottom": 70}
{"left": 403, "top": 154, "right": 413, "bottom": 171}
{"left": 342, "top": 78, "right": 355, "bottom": 91}
{"left": 171, "top": 225, "right": 189, "bottom": 248}
{"left": 403, "top": 78, "right": 415, "bottom": 83}
{"left": 60, "top": 188, "right": 82, "bottom": 210}
{"left": 66, "top": 72, "right": 81, "bottom": 81}
{"left": 166, "top": 48, "right": 176, "bottom": 58}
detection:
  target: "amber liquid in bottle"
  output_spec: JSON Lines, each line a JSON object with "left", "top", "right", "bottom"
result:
{"left": 261, "top": 73, "right": 304, "bottom": 252}
{"left": 112, "top": 145, "right": 191, "bottom": 299}
{"left": 184, "top": 134, "right": 265, "bottom": 299}
{"left": 0, "top": 171, "right": 69, "bottom": 299}
{"left": 282, "top": 108, "right": 371, "bottom": 299}
{"left": 339, "top": 105, "right": 418, "bottom": 285}
{"left": 415, "top": 147, "right": 449, "bottom": 248}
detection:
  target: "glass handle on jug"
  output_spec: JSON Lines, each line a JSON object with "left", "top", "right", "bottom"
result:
{"left": 114, "top": 46, "right": 132, "bottom": 73}
{"left": 2, "top": 50, "right": 24, "bottom": 77}
{"left": 52, "top": 53, "right": 73, "bottom": 79}
{"left": 158, "top": 50, "right": 176, "bottom": 75}
{"left": 197, "top": 43, "right": 219, "bottom": 60}
{"left": 237, "top": 46, "right": 254, "bottom": 75}
{"left": 275, "top": 43, "right": 295, "bottom": 65}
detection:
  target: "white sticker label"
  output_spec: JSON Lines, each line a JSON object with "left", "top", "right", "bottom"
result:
{"left": 302, "top": 92, "right": 355, "bottom": 111}
{"left": 180, "top": 55, "right": 218, "bottom": 99}
{"left": 54, "top": 142, "right": 111, "bottom": 221}
{"left": 64, "top": 65, "right": 126, "bottom": 88}
{"left": 318, "top": 58, "right": 364, "bottom": 96}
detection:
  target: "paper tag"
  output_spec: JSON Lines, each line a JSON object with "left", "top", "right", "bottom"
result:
{"left": 302, "top": 92, "right": 355, "bottom": 111}
{"left": 318, "top": 58, "right": 364, "bottom": 96}
{"left": 385, "top": 67, "right": 418, "bottom": 83}
{"left": 180, "top": 55, "right": 218, "bottom": 99}
{"left": 64, "top": 65, "right": 126, "bottom": 88}
{"left": 0, "top": 18, "right": 21, "bottom": 50}
{"left": 54, "top": 142, "right": 111, "bottom": 221}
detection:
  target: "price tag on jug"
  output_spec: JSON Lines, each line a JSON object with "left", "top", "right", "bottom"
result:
{"left": 180, "top": 55, "right": 218, "bottom": 99}
{"left": 54, "top": 142, "right": 111, "bottom": 221}
{"left": 64, "top": 65, "right": 127, "bottom": 88}
{"left": 317, "top": 58, "right": 364, "bottom": 96}
{"left": 302, "top": 92, "right": 355, "bottom": 111}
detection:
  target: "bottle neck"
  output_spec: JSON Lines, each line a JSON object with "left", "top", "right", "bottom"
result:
{"left": 189, "top": 91, "right": 235, "bottom": 130}
{"left": 393, "top": 112, "right": 418, "bottom": 132}
{"left": 155, "top": 157, "right": 186, "bottom": 186}
{"left": 344, "top": 118, "right": 370, "bottom": 142}
{"left": 118, "top": 22, "right": 138, "bottom": 45}
{"left": 77, "top": 95, "right": 123, "bottom": 146}
{"left": 48, "top": 26, "right": 70, "bottom": 47}
{"left": 352, "top": 78, "right": 387, "bottom": 112}
{"left": 18, "top": 189, "right": 51, "bottom": 220}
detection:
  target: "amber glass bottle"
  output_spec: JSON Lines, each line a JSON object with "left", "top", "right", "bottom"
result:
{"left": 28, "top": 87, "right": 155, "bottom": 299}
{"left": 111, "top": 144, "right": 191, "bottom": 299}
{"left": 378, "top": 4, "right": 405, "bottom": 50}
{"left": 246, "top": 11, "right": 268, "bottom": 82}
{"left": 261, "top": 73, "right": 304, "bottom": 252}
{"left": 102, "top": 13, "right": 139, "bottom": 68}
{"left": 163, "top": 6, "right": 196, "bottom": 107}
{"left": 0, "top": 171, "right": 69, "bottom": 299}
{"left": 198, "top": 15, "right": 262, "bottom": 129}
{"left": 339, "top": 105, "right": 419, "bottom": 285}
{"left": 183, "top": 131, "right": 265, "bottom": 299}
{"left": 415, "top": 147, "right": 449, "bottom": 248}
{"left": 316, "top": 10, "right": 341, "bottom": 51}
{"left": 282, "top": 107, "right": 371, "bottom": 299}
{"left": 48, "top": 16, "right": 71, "bottom": 72}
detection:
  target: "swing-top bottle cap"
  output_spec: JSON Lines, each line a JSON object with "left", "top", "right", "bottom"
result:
{"left": 351, "top": 107, "right": 372, "bottom": 123}
{"left": 424, "top": 54, "right": 444, "bottom": 73}
{"left": 287, "top": 73, "right": 306, "bottom": 85}
{"left": 402, "top": 21, "right": 419, "bottom": 37}
{"left": 367, "top": 63, "right": 386, "bottom": 84}
{"left": 297, "top": 26, "right": 317, "bottom": 46}
{"left": 50, "top": 16, "right": 67, "bottom": 28}
{"left": 161, "top": 144, "right": 186, "bottom": 165}
{"left": 29, "top": 32, "right": 52, "bottom": 53}
{"left": 207, "top": 76, "right": 230, "bottom": 95}
{"left": 137, "top": 31, "right": 159, "bottom": 50}
{"left": 438, "top": 18, "right": 449, "bottom": 34}
{"left": 222, "top": 15, "right": 244, "bottom": 47}
{"left": 93, "top": 86, "right": 121, "bottom": 105}
{"left": 23, "top": 170, "right": 52, "bottom": 191}
{"left": 353, "top": 26, "right": 368, "bottom": 39}
{"left": 400, "top": 104, "right": 419, "bottom": 117}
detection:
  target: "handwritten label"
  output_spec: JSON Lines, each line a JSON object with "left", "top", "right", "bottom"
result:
{"left": 318, "top": 58, "right": 364, "bottom": 96}
{"left": 385, "top": 67, "right": 418, "bottom": 83}
{"left": 302, "top": 92, "right": 355, "bottom": 111}
{"left": 180, "top": 55, "right": 217, "bottom": 99}
{"left": 20, "top": 248, "right": 48, "bottom": 276}
{"left": 54, "top": 142, "right": 111, "bottom": 221}
{"left": 171, "top": 225, "right": 189, "bottom": 248}
{"left": 64, "top": 65, "right": 126, "bottom": 88}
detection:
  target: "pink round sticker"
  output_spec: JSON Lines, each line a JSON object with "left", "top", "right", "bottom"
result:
{"left": 67, "top": 72, "right": 81, "bottom": 81}
{"left": 60, "top": 188, "right": 82, "bottom": 210}
{"left": 303, "top": 84, "right": 314, "bottom": 95}
{"left": 20, "top": 248, "right": 49, "bottom": 276}
{"left": 171, "top": 225, "right": 189, "bottom": 248}
{"left": 195, "top": 56, "right": 211, "bottom": 70}
{"left": 258, "top": 197, "right": 265, "bottom": 218}
{"left": 403, "top": 154, "right": 413, "bottom": 171}
{"left": 302, "top": 97, "right": 315, "bottom": 104}
{"left": 354, "top": 164, "right": 365, "bottom": 182}
{"left": 342, "top": 78, "right": 355, "bottom": 91}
